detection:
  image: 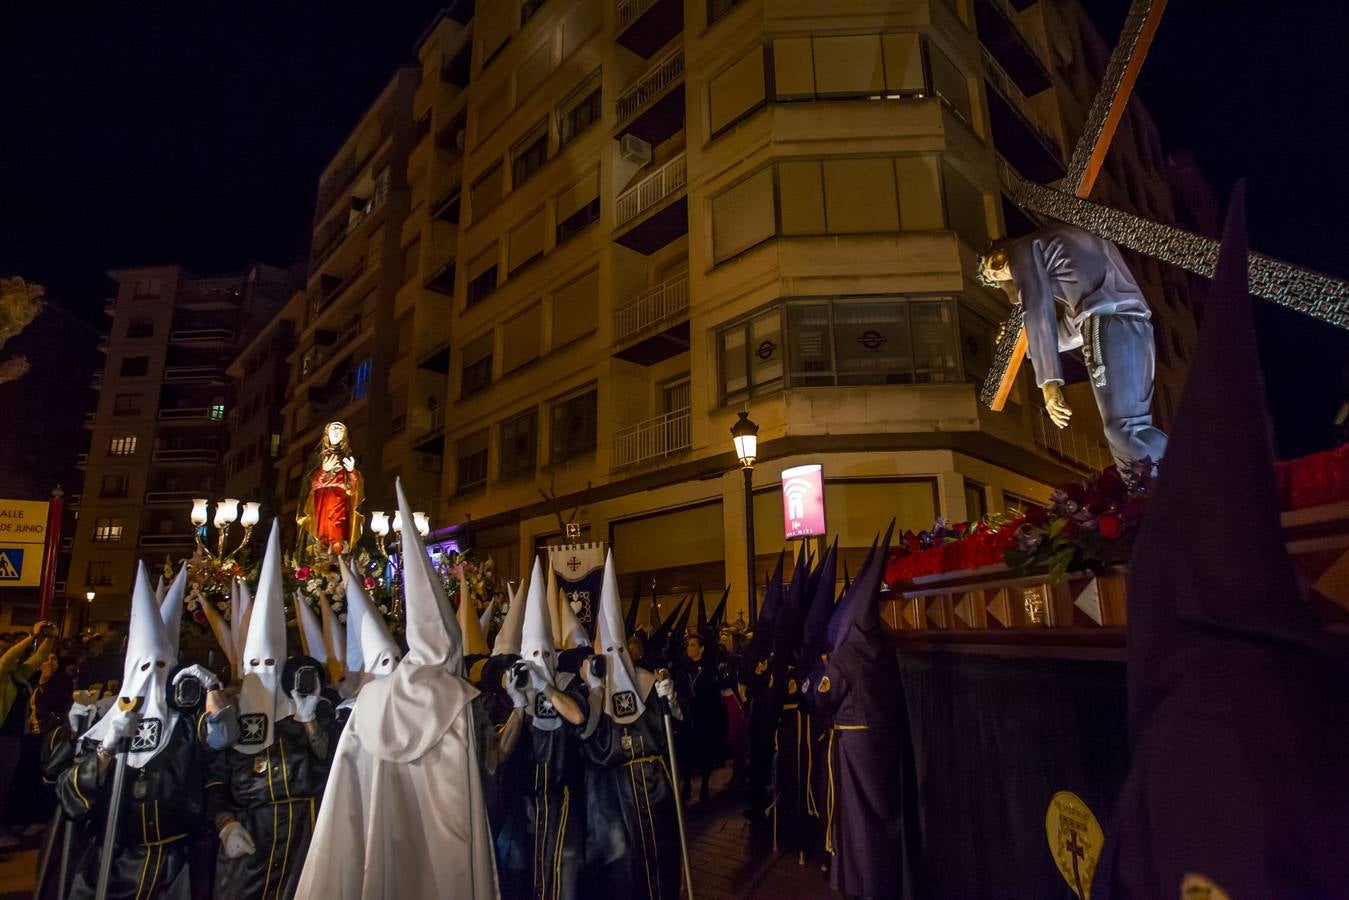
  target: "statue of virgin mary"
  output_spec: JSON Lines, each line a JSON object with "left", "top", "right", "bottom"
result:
{"left": 297, "top": 421, "right": 365, "bottom": 556}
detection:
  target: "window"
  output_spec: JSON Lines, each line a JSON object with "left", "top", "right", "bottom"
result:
{"left": 125, "top": 317, "right": 154, "bottom": 338}
{"left": 711, "top": 168, "right": 775, "bottom": 263}
{"left": 478, "top": 5, "right": 512, "bottom": 69}
{"left": 99, "top": 475, "right": 129, "bottom": 499}
{"left": 120, "top": 356, "right": 149, "bottom": 377}
{"left": 461, "top": 333, "right": 494, "bottom": 398}
{"left": 86, "top": 561, "right": 114, "bottom": 587}
{"left": 555, "top": 169, "right": 600, "bottom": 244}
{"left": 709, "top": 46, "right": 766, "bottom": 135}
{"left": 928, "top": 43, "right": 972, "bottom": 123}
{"left": 550, "top": 388, "right": 598, "bottom": 463}
{"left": 113, "top": 393, "right": 141, "bottom": 415}
{"left": 499, "top": 409, "right": 538, "bottom": 477}
{"left": 823, "top": 158, "right": 900, "bottom": 233}
{"left": 772, "top": 32, "right": 925, "bottom": 101}
{"left": 467, "top": 247, "right": 500, "bottom": 307}
{"left": 352, "top": 357, "right": 373, "bottom": 400}
{"left": 508, "top": 209, "right": 548, "bottom": 273}
{"left": 786, "top": 297, "right": 961, "bottom": 387}
{"left": 471, "top": 162, "right": 504, "bottom": 220}
{"left": 958, "top": 307, "right": 997, "bottom": 383}
{"left": 130, "top": 278, "right": 161, "bottom": 299}
{"left": 551, "top": 269, "right": 599, "bottom": 348}
{"left": 92, "top": 518, "right": 124, "bottom": 543}
{"left": 718, "top": 308, "right": 783, "bottom": 405}
{"left": 209, "top": 402, "right": 225, "bottom": 421}
{"left": 521, "top": 0, "right": 547, "bottom": 26}
{"left": 707, "top": 0, "right": 743, "bottom": 27}
{"left": 941, "top": 162, "right": 988, "bottom": 248}
{"left": 964, "top": 480, "right": 988, "bottom": 523}
{"left": 517, "top": 42, "right": 553, "bottom": 103}
{"left": 402, "top": 237, "right": 421, "bottom": 284}
{"left": 476, "top": 80, "right": 512, "bottom": 143}
{"left": 457, "top": 430, "right": 489, "bottom": 492}
{"left": 108, "top": 435, "right": 137, "bottom": 456}
{"left": 511, "top": 122, "right": 549, "bottom": 187}
{"left": 562, "top": 0, "right": 601, "bottom": 57}
{"left": 558, "top": 73, "right": 601, "bottom": 148}
{"left": 502, "top": 304, "right": 542, "bottom": 373}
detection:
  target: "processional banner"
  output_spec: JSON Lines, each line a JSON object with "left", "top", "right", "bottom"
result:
{"left": 546, "top": 541, "right": 606, "bottom": 631}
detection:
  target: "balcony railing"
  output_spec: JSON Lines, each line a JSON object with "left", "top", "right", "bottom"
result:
{"left": 617, "top": 153, "right": 686, "bottom": 226}
{"left": 616, "top": 46, "right": 684, "bottom": 122}
{"left": 163, "top": 366, "right": 226, "bottom": 383}
{"left": 612, "top": 407, "right": 692, "bottom": 469}
{"left": 980, "top": 48, "right": 1061, "bottom": 160}
{"left": 68, "top": 494, "right": 81, "bottom": 509}
{"left": 614, "top": 273, "right": 689, "bottom": 342}
{"left": 145, "top": 490, "right": 200, "bottom": 506}
{"left": 312, "top": 196, "right": 384, "bottom": 270}
{"left": 152, "top": 449, "right": 221, "bottom": 465}
{"left": 158, "top": 407, "right": 217, "bottom": 422}
{"left": 76, "top": 453, "right": 89, "bottom": 467}
{"left": 82, "top": 412, "right": 96, "bottom": 427}
{"left": 139, "top": 534, "right": 196, "bottom": 549}
{"left": 1032, "top": 407, "right": 1112, "bottom": 474}
{"left": 91, "top": 372, "right": 103, "bottom": 389}
{"left": 96, "top": 336, "right": 109, "bottom": 352}
{"left": 169, "top": 328, "right": 236, "bottom": 345}
{"left": 616, "top": 0, "right": 658, "bottom": 31}
{"left": 307, "top": 258, "right": 367, "bottom": 325}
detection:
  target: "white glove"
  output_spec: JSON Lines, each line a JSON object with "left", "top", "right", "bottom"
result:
{"left": 502, "top": 670, "right": 527, "bottom": 709}
{"left": 581, "top": 657, "right": 603, "bottom": 691}
{"left": 219, "top": 821, "right": 256, "bottom": 858}
{"left": 290, "top": 691, "right": 321, "bottom": 724}
{"left": 655, "top": 677, "right": 674, "bottom": 700}
{"left": 172, "top": 664, "right": 221, "bottom": 693}
{"left": 99, "top": 705, "right": 140, "bottom": 753}
{"left": 527, "top": 664, "right": 552, "bottom": 695}
{"left": 68, "top": 702, "right": 98, "bottom": 732}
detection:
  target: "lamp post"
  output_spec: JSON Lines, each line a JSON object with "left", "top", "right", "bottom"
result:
{"left": 191, "top": 497, "right": 260, "bottom": 560}
{"left": 84, "top": 591, "right": 95, "bottom": 634}
{"left": 730, "top": 411, "right": 759, "bottom": 624}
{"left": 369, "top": 507, "right": 429, "bottom": 621}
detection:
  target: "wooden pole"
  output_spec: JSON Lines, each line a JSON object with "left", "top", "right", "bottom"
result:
{"left": 38, "top": 486, "right": 64, "bottom": 622}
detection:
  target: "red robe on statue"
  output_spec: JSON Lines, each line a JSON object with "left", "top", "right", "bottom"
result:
{"left": 311, "top": 466, "right": 360, "bottom": 554}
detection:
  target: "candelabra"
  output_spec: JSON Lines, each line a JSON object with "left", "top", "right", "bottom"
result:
{"left": 190, "top": 497, "right": 261, "bottom": 561}
{"left": 368, "top": 507, "right": 430, "bottom": 620}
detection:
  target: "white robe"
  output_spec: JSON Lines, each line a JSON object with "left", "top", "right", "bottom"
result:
{"left": 295, "top": 671, "right": 498, "bottom": 899}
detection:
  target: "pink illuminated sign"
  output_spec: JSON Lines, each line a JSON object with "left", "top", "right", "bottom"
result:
{"left": 781, "top": 464, "right": 826, "bottom": 538}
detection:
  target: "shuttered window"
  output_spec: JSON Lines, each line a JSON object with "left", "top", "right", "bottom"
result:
{"left": 708, "top": 46, "right": 766, "bottom": 135}
{"left": 471, "top": 161, "right": 504, "bottom": 220}
{"left": 942, "top": 161, "right": 988, "bottom": 248}
{"left": 508, "top": 209, "right": 547, "bottom": 273}
{"left": 894, "top": 156, "right": 944, "bottom": 230}
{"left": 711, "top": 167, "right": 774, "bottom": 263}
{"left": 822, "top": 158, "right": 899, "bottom": 233}
{"left": 778, "top": 161, "right": 825, "bottom": 235}
{"left": 461, "top": 332, "right": 494, "bottom": 398}
{"left": 556, "top": 168, "right": 600, "bottom": 244}
{"left": 501, "top": 304, "right": 542, "bottom": 373}
{"left": 478, "top": 5, "right": 513, "bottom": 69}
{"left": 476, "top": 81, "right": 512, "bottom": 143}
{"left": 562, "top": 0, "right": 601, "bottom": 57}
{"left": 551, "top": 269, "right": 599, "bottom": 348}
{"left": 772, "top": 38, "right": 814, "bottom": 99}
{"left": 517, "top": 42, "right": 554, "bottom": 103}
{"left": 467, "top": 245, "right": 500, "bottom": 306}
{"left": 812, "top": 34, "right": 884, "bottom": 96}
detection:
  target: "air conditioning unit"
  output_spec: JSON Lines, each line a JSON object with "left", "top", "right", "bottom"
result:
{"left": 619, "top": 133, "right": 652, "bottom": 166}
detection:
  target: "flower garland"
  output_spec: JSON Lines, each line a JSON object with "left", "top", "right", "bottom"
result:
{"left": 175, "top": 548, "right": 257, "bottom": 638}
{"left": 287, "top": 548, "right": 394, "bottom": 631}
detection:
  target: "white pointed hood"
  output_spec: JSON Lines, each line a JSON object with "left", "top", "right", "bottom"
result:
{"left": 231, "top": 578, "right": 253, "bottom": 676}
{"left": 154, "top": 573, "right": 167, "bottom": 605}
{"left": 493, "top": 578, "right": 526, "bottom": 657}
{"left": 522, "top": 558, "right": 563, "bottom": 730}
{"left": 352, "top": 479, "right": 476, "bottom": 764}
{"left": 295, "top": 589, "right": 329, "bottom": 666}
{"left": 159, "top": 565, "right": 187, "bottom": 653}
{"left": 198, "top": 588, "right": 235, "bottom": 672}
{"left": 83, "top": 563, "right": 178, "bottom": 767}
{"left": 458, "top": 574, "right": 490, "bottom": 659}
{"left": 479, "top": 596, "right": 500, "bottom": 650}
{"left": 341, "top": 556, "right": 400, "bottom": 692}
{"left": 236, "top": 522, "right": 295, "bottom": 754}
{"left": 317, "top": 585, "right": 347, "bottom": 686}
{"left": 597, "top": 550, "right": 646, "bottom": 725}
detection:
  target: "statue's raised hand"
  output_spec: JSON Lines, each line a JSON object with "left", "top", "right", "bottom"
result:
{"left": 342, "top": 455, "right": 355, "bottom": 471}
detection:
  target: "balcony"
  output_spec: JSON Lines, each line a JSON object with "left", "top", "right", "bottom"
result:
{"left": 974, "top": 0, "right": 1052, "bottom": 95}
{"left": 409, "top": 407, "right": 447, "bottom": 456}
{"left": 981, "top": 49, "right": 1064, "bottom": 183}
{"left": 307, "top": 258, "right": 367, "bottom": 325}
{"left": 91, "top": 372, "right": 103, "bottom": 390}
{"left": 139, "top": 533, "right": 196, "bottom": 549}
{"left": 152, "top": 448, "right": 221, "bottom": 465}
{"left": 68, "top": 494, "right": 81, "bottom": 509}
{"left": 416, "top": 339, "right": 452, "bottom": 375}
{"left": 169, "top": 328, "right": 236, "bottom": 346}
{"left": 1032, "top": 407, "right": 1113, "bottom": 474}
{"left": 82, "top": 412, "right": 96, "bottom": 429}
{"left": 158, "top": 406, "right": 219, "bottom": 423}
{"left": 615, "top": 46, "right": 685, "bottom": 146}
{"left": 615, "top": 153, "right": 688, "bottom": 254}
{"left": 103, "top": 298, "right": 116, "bottom": 316}
{"left": 163, "top": 365, "right": 227, "bottom": 384}
{"left": 612, "top": 407, "right": 692, "bottom": 470}
{"left": 312, "top": 195, "right": 384, "bottom": 271}
{"left": 145, "top": 490, "right": 200, "bottom": 506}
{"left": 97, "top": 335, "right": 109, "bottom": 353}
{"left": 613, "top": 273, "right": 690, "bottom": 364}
{"left": 76, "top": 453, "right": 88, "bottom": 468}
{"left": 616, "top": 0, "right": 683, "bottom": 58}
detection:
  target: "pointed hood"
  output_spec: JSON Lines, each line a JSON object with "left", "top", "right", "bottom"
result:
{"left": 295, "top": 589, "right": 329, "bottom": 667}
{"left": 623, "top": 578, "right": 643, "bottom": 637}
{"left": 351, "top": 478, "right": 477, "bottom": 765}
{"left": 829, "top": 522, "right": 894, "bottom": 651}
{"left": 695, "top": 585, "right": 708, "bottom": 634}
{"left": 231, "top": 578, "right": 253, "bottom": 675}
{"left": 479, "top": 596, "right": 500, "bottom": 650}
{"left": 596, "top": 550, "right": 646, "bottom": 724}
{"left": 396, "top": 479, "right": 462, "bottom": 673}
{"left": 646, "top": 596, "right": 687, "bottom": 663}
{"left": 340, "top": 556, "right": 400, "bottom": 686}
{"left": 773, "top": 545, "right": 811, "bottom": 661}
{"left": 237, "top": 521, "right": 295, "bottom": 753}
{"left": 154, "top": 573, "right": 168, "bottom": 605}
{"left": 521, "top": 557, "right": 563, "bottom": 729}
{"left": 709, "top": 584, "right": 730, "bottom": 631}
{"left": 800, "top": 539, "right": 839, "bottom": 662}
{"left": 493, "top": 577, "right": 527, "bottom": 657}
{"left": 554, "top": 586, "right": 590, "bottom": 650}
{"left": 1125, "top": 185, "right": 1334, "bottom": 738}
{"left": 744, "top": 552, "right": 786, "bottom": 667}
{"left": 457, "top": 572, "right": 490, "bottom": 658}
{"left": 83, "top": 562, "right": 178, "bottom": 767}
{"left": 197, "top": 587, "right": 236, "bottom": 672}
{"left": 159, "top": 565, "right": 187, "bottom": 654}
{"left": 317, "top": 587, "right": 346, "bottom": 686}
{"left": 672, "top": 594, "right": 694, "bottom": 646}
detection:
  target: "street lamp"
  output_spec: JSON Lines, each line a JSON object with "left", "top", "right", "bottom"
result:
{"left": 369, "top": 511, "right": 390, "bottom": 556}
{"left": 84, "top": 591, "right": 95, "bottom": 634}
{"left": 730, "top": 411, "right": 760, "bottom": 624}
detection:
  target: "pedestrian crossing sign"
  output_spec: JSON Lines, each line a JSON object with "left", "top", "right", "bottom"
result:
{"left": 0, "top": 549, "right": 20, "bottom": 579}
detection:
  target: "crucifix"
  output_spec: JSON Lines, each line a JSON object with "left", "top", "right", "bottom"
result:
{"left": 980, "top": 0, "right": 1349, "bottom": 413}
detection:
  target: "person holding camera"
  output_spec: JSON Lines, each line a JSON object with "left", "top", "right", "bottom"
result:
{"left": 56, "top": 564, "right": 213, "bottom": 898}
{"left": 201, "top": 524, "right": 338, "bottom": 900}
{"left": 0, "top": 618, "right": 56, "bottom": 849}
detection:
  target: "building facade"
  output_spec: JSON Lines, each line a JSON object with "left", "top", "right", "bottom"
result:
{"left": 70, "top": 264, "right": 288, "bottom": 626}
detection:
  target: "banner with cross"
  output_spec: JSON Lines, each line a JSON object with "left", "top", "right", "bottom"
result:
{"left": 546, "top": 541, "right": 607, "bottom": 632}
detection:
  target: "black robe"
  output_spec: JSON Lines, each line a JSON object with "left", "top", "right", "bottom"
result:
{"left": 673, "top": 655, "right": 728, "bottom": 787}
{"left": 55, "top": 715, "right": 207, "bottom": 900}
{"left": 205, "top": 715, "right": 337, "bottom": 900}
{"left": 741, "top": 651, "right": 779, "bottom": 820}
{"left": 518, "top": 673, "right": 589, "bottom": 900}
{"left": 773, "top": 666, "right": 822, "bottom": 857}
{"left": 806, "top": 639, "right": 922, "bottom": 900}
{"left": 580, "top": 685, "right": 681, "bottom": 900}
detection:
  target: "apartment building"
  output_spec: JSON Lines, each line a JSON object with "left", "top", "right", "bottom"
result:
{"left": 70, "top": 264, "right": 288, "bottom": 625}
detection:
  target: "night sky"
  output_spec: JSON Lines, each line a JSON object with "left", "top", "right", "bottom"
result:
{"left": 2, "top": 4, "right": 1346, "bottom": 456}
